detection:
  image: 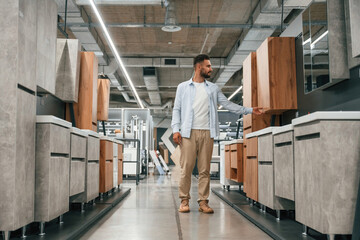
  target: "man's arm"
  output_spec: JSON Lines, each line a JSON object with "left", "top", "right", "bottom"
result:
{"left": 171, "top": 85, "right": 183, "bottom": 145}
{"left": 217, "top": 88, "right": 253, "bottom": 115}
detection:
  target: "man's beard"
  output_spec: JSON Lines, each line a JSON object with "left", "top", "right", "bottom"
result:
{"left": 200, "top": 69, "right": 211, "bottom": 79}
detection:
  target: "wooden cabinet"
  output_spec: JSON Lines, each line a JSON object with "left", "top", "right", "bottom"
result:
{"left": 67, "top": 52, "right": 98, "bottom": 130}
{"left": 99, "top": 139, "right": 113, "bottom": 193}
{"left": 256, "top": 37, "right": 297, "bottom": 114}
{"left": 97, "top": 78, "right": 110, "bottom": 121}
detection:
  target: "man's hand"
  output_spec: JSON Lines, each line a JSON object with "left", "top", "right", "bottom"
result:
{"left": 173, "top": 132, "right": 182, "bottom": 145}
{"left": 252, "top": 107, "right": 264, "bottom": 115}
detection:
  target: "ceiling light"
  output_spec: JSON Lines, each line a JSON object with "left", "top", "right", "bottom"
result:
{"left": 89, "top": 0, "right": 144, "bottom": 109}
{"left": 218, "top": 86, "right": 243, "bottom": 110}
{"left": 162, "top": 25, "right": 181, "bottom": 32}
{"left": 168, "top": 41, "right": 172, "bottom": 45}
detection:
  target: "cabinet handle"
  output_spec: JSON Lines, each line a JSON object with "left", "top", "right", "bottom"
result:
{"left": 259, "top": 162, "right": 272, "bottom": 165}
{"left": 71, "top": 157, "right": 85, "bottom": 162}
{"left": 295, "top": 133, "right": 320, "bottom": 141}
{"left": 51, "top": 153, "right": 69, "bottom": 157}
{"left": 275, "top": 141, "right": 292, "bottom": 147}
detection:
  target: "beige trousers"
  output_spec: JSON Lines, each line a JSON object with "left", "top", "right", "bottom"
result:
{"left": 179, "top": 130, "right": 214, "bottom": 202}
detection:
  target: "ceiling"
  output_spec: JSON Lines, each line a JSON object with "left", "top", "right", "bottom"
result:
{"left": 57, "top": 0, "right": 311, "bottom": 118}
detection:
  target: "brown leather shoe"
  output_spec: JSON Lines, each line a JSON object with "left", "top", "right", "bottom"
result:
{"left": 198, "top": 200, "right": 214, "bottom": 214}
{"left": 179, "top": 199, "right": 190, "bottom": 213}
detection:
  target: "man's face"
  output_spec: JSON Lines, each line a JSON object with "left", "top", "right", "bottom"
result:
{"left": 198, "top": 59, "right": 212, "bottom": 79}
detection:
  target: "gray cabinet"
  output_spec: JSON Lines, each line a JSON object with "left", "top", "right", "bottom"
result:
{"left": 256, "top": 127, "right": 294, "bottom": 212}
{"left": 35, "top": 116, "right": 71, "bottom": 226}
{"left": 36, "top": 0, "right": 57, "bottom": 94}
{"left": 293, "top": 112, "right": 360, "bottom": 236}
{"left": 55, "top": 39, "right": 81, "bottom": 102}
{"left": 69, "top": 128, "right": 87, "bottom": 197}
{"left": 0, "top": 89, "right": 36, "bottom": 238}
{"left": 72, "top": 130, "right": 100, "bottom": 204}
{"left": 0, "top": 1, "right": 37, "bottom": 238}
{"left": 273, "top": 125, "right": 295, "bottom": 201}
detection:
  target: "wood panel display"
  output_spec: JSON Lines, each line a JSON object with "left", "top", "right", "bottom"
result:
{"left": 97, "top": 78, "right": 110, "bottom": 121}
{"left": 99, "top": 139, "right": 113, "bottom": 193}
{"left": 67, "top": 52, "right": 98, "bottom": 130}
{"left": 256, "top": 37, "right": 297, "bottom": 114}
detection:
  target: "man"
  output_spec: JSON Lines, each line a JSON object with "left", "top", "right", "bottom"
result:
{"left": 171, "top": 54, "right": 263, "bottom": 214}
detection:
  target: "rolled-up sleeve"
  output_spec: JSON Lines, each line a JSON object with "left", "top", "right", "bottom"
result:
{"left": 171, "top": 85, "right": 182, "bottom": 133}
{"left": 217, "top": 87, "right": 252, "bottom": 115}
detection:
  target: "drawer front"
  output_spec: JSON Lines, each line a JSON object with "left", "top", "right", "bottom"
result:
{"left": 100, "top": 140, "right": 113, "bottom": 161}
{"left": 246, "top": 137, "right": 258, "bottom": 157}
{"left": 258, "top": 134, "right": 273, "bottom": 163}
{"left": 71, "top": 134, "right": 87, "bottom": 159}
{"left": 50, "top": 124, "right": 70, "bottom": 154}
{"left": 225, "top": 145, "right": 230, "bottom": 151}
{"left": 243, "top": 128, "right": 252, "bottom": 140}
{"left": 274, "top": 131, "right": 293, "bottom": 145}
{"left": 118, "top": 144, "right": 123, "bottom": 160}
{"left": 230, "top": 144, "right": 238, "bottom": 151}
{"left": 70, "top": 161, "right": 86, "bottom": 196}
{"left": 87, "top": 162, "right": 99, "bottom": 201}
{"left": 87, "top": 136, "right": 100, "bottom": 161}
{"left": 230, "top": 151, "right": 238, "bottom": 169}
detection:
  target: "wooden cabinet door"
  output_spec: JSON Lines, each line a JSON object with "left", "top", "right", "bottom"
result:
{"left": 257, "top": 37, "right": 297, "bottom": 114}
{"left": 243, "top": 52, "right": 258, "bottom": 108}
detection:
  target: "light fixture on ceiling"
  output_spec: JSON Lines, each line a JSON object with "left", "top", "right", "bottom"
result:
{"left": 88, "top": 0, "right": 144, "bottom": 109}
{"left": 218, "top": 86, "right": 243, "bottom": 110}
{"left": 161, "top": 0, "right": 181, "bottom": 32}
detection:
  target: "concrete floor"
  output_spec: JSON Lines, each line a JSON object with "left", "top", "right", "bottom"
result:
{"left": 79, "top": 166, "right": 272, "bottom": 240}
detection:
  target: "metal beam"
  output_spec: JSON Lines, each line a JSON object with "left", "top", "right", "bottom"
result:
{"left": 59, "top": 22, "right": 285, "bottom": 29}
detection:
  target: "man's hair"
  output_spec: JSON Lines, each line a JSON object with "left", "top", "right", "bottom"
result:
{"left": 193, "top": 54, "right": 210, "bottom": 67}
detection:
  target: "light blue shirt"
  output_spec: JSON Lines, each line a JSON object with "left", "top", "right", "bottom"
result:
{"left": 171, "top": 79, "right": 253, "bottom": 138}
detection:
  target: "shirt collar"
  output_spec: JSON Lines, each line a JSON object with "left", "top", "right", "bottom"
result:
{"left": 188, "top": 78, "right": 209, "bottom": 86}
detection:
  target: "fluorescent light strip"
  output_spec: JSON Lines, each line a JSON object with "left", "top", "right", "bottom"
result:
{"left": 89, "top": 0, "right": 144, "bottom": 109}
{"left": 218, "top": 86, "right": 243, "bottom": 110}
{"left": 310, "top": 30, "right": 328, "bottom": 49}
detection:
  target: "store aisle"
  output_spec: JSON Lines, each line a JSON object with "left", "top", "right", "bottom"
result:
{"left": 79, "top": 167, "right": 271, "bottom": 240}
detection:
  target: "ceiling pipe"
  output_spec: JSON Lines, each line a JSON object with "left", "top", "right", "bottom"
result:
{"left": 75, "top": 0, "right": 162, "bottom": 5}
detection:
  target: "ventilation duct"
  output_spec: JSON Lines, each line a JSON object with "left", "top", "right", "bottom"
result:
{"left": 161, "top": 0, "right": 181, "bottom": 32}
{"left": 143, "top": 67, "right": 162, "bottom": 105}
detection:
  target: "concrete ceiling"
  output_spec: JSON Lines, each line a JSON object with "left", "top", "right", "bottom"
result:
{"left": 57, "top": 0, "right": 312, "bottom": 118}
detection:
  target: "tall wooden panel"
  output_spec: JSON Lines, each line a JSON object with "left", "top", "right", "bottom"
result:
{"left": 67, "top": 52, "right": 98, "bottom": 130}
{"left": 97, "top": 78, "right": 110, "bottom": 121}
{"left": 256, "top": 37, "right": 297, "bottom": 114}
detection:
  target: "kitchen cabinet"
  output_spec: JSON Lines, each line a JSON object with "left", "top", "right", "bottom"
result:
{"left": 256, "top": 37, "right": 297, "bottom": 113}
{"left": 293, "top": 111, "right": 360, "bottom": 237}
